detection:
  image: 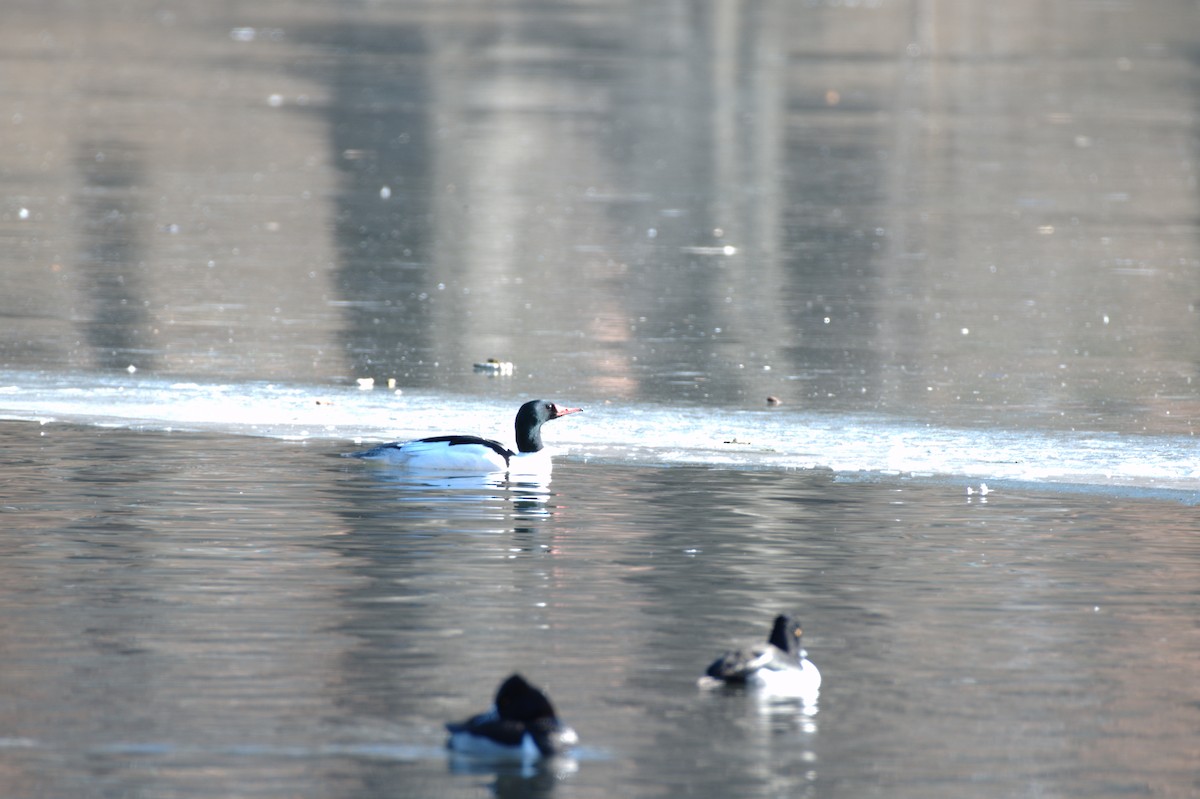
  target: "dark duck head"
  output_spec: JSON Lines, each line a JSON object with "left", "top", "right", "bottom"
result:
{"left": 514, "top": 400, "right": 582, "bottom": 453}
{"left": 766, "top": 614, "right": 805, "bottom": 664}
{"left": 494, "top": 673, "right": 578, "bottom": 756}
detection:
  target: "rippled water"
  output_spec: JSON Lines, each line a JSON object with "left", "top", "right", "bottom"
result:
{"left": 2, "top": 0, "right": 1199, "bottom": 796}
{"left": 1, "top": 421, "right": 1198, "bottom": 798}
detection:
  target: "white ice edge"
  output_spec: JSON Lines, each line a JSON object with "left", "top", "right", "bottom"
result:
{"left": 1, "top": 371, "right": 1198, "bottom": 498}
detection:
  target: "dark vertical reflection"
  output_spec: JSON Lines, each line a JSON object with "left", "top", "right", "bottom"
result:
{"left": 1, "top": 0, "right": 1197, "bottom": 421}
{"left": 778, "top": 43, "right": 889, "bottom": 403}
{"left": 73, "top": 139, "right": 154, "bottom": 371}
{"left": 288, "top": 2, "right": 801, "bottom": 402}
{"left": 290, "top": 22, "right": 437, "bottom": 381}
{"left": 608, "top": 0, "right": 797, "bottom": 404}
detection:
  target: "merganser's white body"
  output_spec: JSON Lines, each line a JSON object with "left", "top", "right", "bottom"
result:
{"left": 348, "top": 400, "right": 581, "bottom": 473}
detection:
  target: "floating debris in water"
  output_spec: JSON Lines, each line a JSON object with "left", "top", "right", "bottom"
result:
{"left": 473, "top": 359, "right": 514, "bottom": 376}
{"left": 356, "top": 378, "right": 374, "bottom": 390}
{"left": 126, "top": 364, "right": 137, "bottom": 374}
{"left": 228, "top": 26, "right": 283, "bottom": 43}
{"left": 766, "top": 395, "right": 782, "bottom": 407}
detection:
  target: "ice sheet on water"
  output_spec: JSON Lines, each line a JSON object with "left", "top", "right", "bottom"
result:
{"left": 0, "top": 370, "right": 1197, "bottom": 498}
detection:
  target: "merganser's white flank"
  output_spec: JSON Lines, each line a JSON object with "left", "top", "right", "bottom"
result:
{"left": 347, "top": 399, "right": 582, "bottom": 473}
{"left": 446, "top": 673, "right": 579, "bottom": 759}
{"left": 699, "top": 614, "right": 821, "bottom": 698}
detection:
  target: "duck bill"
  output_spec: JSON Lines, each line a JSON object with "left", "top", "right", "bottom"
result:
{"left": 553, "top": 405, "right": 583, "bottom": 417}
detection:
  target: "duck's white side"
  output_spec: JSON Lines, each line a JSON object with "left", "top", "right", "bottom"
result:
{"left": 741, "top": 653, "right": 822, "bottom": 697}
{"left": 507, "top": 449, "right": 556, "bottom": 476}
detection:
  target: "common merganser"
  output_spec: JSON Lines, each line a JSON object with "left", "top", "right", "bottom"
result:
{"left": 347, "top": 399, "right": 582, "bottom": 473}
{"left": 446, "top": 673, "right": 579, "bottom": 758}
{"left": 699, "top": 614, "right": 821, "bottom": 697}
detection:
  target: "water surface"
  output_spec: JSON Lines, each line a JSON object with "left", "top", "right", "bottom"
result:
{"left": 1, "top": 422, "right": 1197, "bottom": 798}
{"left": 1, "top": 1, "right": 1199, "bottom": 797}
{"left": 3, "top": 0, "right": 1200, "bottom": 435}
